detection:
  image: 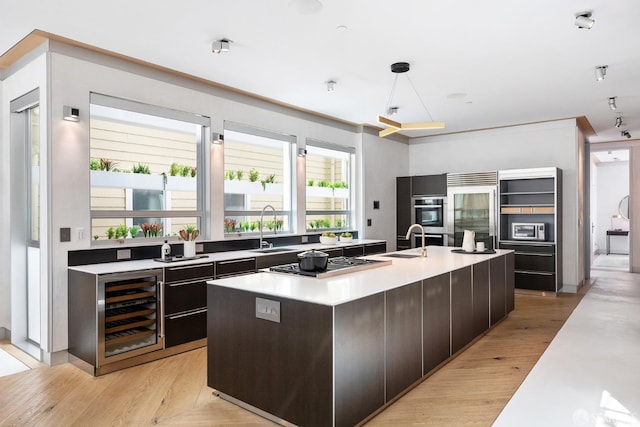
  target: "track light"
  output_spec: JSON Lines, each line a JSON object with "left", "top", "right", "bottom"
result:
{"left": 615, "top": 117, "right": 623, "bottom": 128}
{"left": 575, "top": 12, "right": 595, "bottom": 29}
{"left": 608, "top": 97, "right": 617, "bottom": 110}
{"left": 621, "top": 130, "right": 631, "bottom": 139}
{"left": 326, "top": 80, "right": 336, "bottom": 92}
{"left": 211, "top": 133, "right": 224, "bottom": 144}
{"left": 387, "top": 106, "right": 398, "bottom": 116}
{"left": 298, "top": 148, "right": 307, "bottom": 157}
{"left": 212, "top": 39, "right": 231, "bottom": 54}
{"left": 595, "top": 66, "right": 607, "bottom": 81}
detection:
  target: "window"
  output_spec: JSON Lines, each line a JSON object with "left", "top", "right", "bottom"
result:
{"left": 223, "top": 123, "right": 293, "bottom": 235}
{"left": 305, "top": 139, "right": 355, "bottom": 231}
{"left": 89, "top": 94, "right": 209, "bottom": 242}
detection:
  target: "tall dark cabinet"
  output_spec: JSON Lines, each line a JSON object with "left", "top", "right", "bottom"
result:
{"left": 498, "top": 167, "right": 562, "bottom": 293}
{"left": 396, "top": 176, "right": 412, "bottom": 250}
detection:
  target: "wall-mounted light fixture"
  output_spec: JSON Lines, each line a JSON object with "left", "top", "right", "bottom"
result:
{"left": 211, "top": 133, "right": 224, "bottom": 144}
{"left": 212, "top": 39, "right": 232, "bottom": 54}
{"left": 326, "top": 80, "right": 336, "bottom": 92}
{"left": 63, "top": 106, "right": 80, "bottom": 122}
{"left": 575, "top": 12, "right": 595, "bottom": 29}
{"left": 621, "top": 130, "right": 631, "bottom": 139}
{"left": 595, "top": 65, "right": 608, "bottom": 81}
{"left": 608, "top": 97, "right": 617, "bottom": 110}
{"left": 615, "top": 116, "right": 623, "bottom": 128}
{"left": 298, "top": 148, "right": 307, "bottom": 157}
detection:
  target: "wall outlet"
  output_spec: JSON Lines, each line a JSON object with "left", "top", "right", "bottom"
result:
{"left": 117, "top": 249, "right": 131, "bottom": 260}
{"left": 196, "top": 243, "right": 204, "bottom": 253}
{"left": 373, "top": 200, "right": 380, "bottom": 209}
{"left": 301, "top": 235, "right": 309, "bottom": 243}
{"left": 256, "top": 297, "right": 280, "bottom": 323}
{"left": 367, "top": 219, "right": 372, "bottom": 226}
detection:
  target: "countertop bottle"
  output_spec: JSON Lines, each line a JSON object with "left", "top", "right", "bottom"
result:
{"left": 161, "top": 240, "right": 171, "bottom": 260}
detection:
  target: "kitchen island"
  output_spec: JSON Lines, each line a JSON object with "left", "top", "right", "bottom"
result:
{"left": 206, "top": 246, "right": 514, "bottom": 426}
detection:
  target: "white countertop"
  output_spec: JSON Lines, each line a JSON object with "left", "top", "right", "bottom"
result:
{"left": 208, "top": 246, "right": 512, "bottom": 306}
{"left": 67, "top": 239, "right": 384, "bottom": 275}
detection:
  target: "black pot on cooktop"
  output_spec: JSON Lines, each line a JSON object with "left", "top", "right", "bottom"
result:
{"left": 297, "top": 249, "right": 329, "bottom": 272}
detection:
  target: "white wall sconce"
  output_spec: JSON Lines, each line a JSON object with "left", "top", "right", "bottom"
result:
{"left": 298, "top": 148, "right": 307, "bottom": 157}
{"left": 595, "top": 65, "right": 608, "bottom": 81}
{"left": 63, "top": 106, "right": 79, "bottom": 122}
{"left": 212, "top": 133, "right": 224, "bottom": 144}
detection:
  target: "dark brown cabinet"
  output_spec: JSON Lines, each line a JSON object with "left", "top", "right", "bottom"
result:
{"left": 385, "top": 281, "right": 422, "bottom": 401}
{"left": 423, "top": 272, "right": 451, "bottom": 374}
{"left": 164, "top": 262, "right": 213, "bottom": 348}
{"left": 214, "top": 257, "right": 256, "bottom": 277}
{"left": 451, "top": 266, "right": 473, "bottom": 354}
{"left": 472, "top": 261, "right": 490, "bottom": 337}
{"left": 411, "top": 173, "right": 447, "bottom": 196}
{"left": 489, "top": 256, "right": 507, "bottom": 325}
{"left": 396, "top": 177, "right": 412, "bottom": 245}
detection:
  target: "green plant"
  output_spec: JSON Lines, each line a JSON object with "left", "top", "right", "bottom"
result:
{"left": 129, "top": 225, "right": 140, "bottom": 238}
{"left": 115, "top": 224, "right": 128, "bottom": 239}
{"left": 90, "top": 159, "right": 101, "bottom": 170}
{"left": 308, "top": 222, "right": 315, "bottom": 229}
{"left": 322, "top": 219, "right": 331, "bottom": 228}
{"left": 149, "top": 222, "right": 162, "bottom": 237}
{"left": 180, "top": 165, "right": 190, "bottom": 177}
{"left": 260, "top": 174, "right": 276, "bottom": 190}
{"left": 249, "top": 168, "right": 259, "bottom": 182}
{"left": 236, "top": 170, "right": 244, "bottom": 180}
{"left": 93, "top": 235, "right": 99, "bottom": 240}
{"left": 242, "top": 220, "right": 250, "bottom": 231}
{"left": 169, "top": 162, "right": 181, "bottom": 176}
{"left": 318, "top": 180, "right": 330, "bottom": 188}
{"left": 100, "top": 158, "right": 118, "bottom": 171}
{"left": 225, "top": 170, "right": 236, "bottom": 180}
{"left": 336, "top": 219, "right": 343, "bottom": 228}
{"left": 224, "top": 218, "right": 236, "bottom": 233}
{"left": 314, "top": 220, "right": 323, "bottom": 229}
{"left": 106, "top": 227, "right": 116, "bottom": 239}
{"left": 276, "top": 219, "right": 283, "bottom": 231}
{"left": 190, "top": 167, "right": 197, "bottom": 177}
{"left": 132, "top": 163, "right": 151, "bottom": 174}
{"left": 185, "top": 225, "right": 197, "bottom": 235}
{"left": 333, "top": 181, "right": 348, "bottom": 189}
{"left": 266, "top": 220, "right": 274, "bottom": 231}
{"left": 250, "top": 221, "right": 258, "bottom": 232}
{"left": 307, "top": 179, "right": 314, "bottom": 186}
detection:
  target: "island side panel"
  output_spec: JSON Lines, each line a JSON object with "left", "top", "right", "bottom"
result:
{"left": 472, "top": 260, "right": 490, "bottom": 337}
{"left": 385, "top": 281, "right": 423, "bottom": 402}
{"left": 489, "top": 255, "right": 507, "bottom": 325}
{"left": 207, "top": 286, "right": 333, "bottom": 427}
{"left": 335, "top": 293, "right": 385, "bottom": 427}
{"left": 423, "top": 272, "right": 451, "bottom": 374}
{"left": 451, "top": 266, "right": 473, "bottom": 355}
{"left": 68, "top": 269, "right": 98, "bottom": 365}
{"left": 506, "top": 252, "right": 515, "bottom": 312}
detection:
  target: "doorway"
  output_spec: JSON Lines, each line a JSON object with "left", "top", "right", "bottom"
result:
{"left": 590, "top": 148, "right": 630, "bottom": 272}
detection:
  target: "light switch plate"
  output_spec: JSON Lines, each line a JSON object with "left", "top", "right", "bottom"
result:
{"left": 256, "top": 297, "right": 280, "bottom": 323}
{"left": 60, "top": 227, "right": 71, "bottom": 242}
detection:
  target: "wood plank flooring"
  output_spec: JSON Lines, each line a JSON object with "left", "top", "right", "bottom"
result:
{"left": 0, "top": 289, "right": 584, "bottom": 426}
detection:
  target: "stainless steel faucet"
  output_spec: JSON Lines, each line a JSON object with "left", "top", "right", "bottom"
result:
{"left": 260, "top": 204, "right": 276, "bottom": 249}
{"left": 406, "top": 223, "right": 427, "bottom": 257}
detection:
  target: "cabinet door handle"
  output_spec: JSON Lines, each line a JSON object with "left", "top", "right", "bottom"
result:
{"left": 514, "top": 251, "right": 553, "bottom": 257}
{"left": 168, "top": 308, "right": 207, "bottom": 320}
{"left": 217, "top": 258, "right": 255, "bottom": 265}
{"left": 158, "top": 281, "right": 165, "bottom": 338}
{"left": 167, "top": 263, "right": 213, "bottom": 272}
{"left": 515, "top": 269, "right": 554, "bottom": 276}
{"left": 167, "top": 278, "right": 210, "bottom": 287}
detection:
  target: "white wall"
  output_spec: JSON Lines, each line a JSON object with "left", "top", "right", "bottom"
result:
{"left": 0, "top": 53, "right": 49, "bottom": 348}
{"left": 408, "top": 120, "right": 583, "bottom": 290}
{"left": 595, "top": 161, "right": 629, "bottom": 254}
{"left": 631, "top": 146, "right": 640, "bottom": 273}
{"left": 45, "top": 47, "right": 367, "bottom": 353}
{"left": 359, "top": 132, "right": 409, "bottom": 250}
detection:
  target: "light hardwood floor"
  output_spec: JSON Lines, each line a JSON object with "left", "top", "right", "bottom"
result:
{"left": 0, "top": 289, "right": 585, "bottom": 426}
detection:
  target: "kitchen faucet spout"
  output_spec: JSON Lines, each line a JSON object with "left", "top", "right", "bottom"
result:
{"left": 406, "top": 223, "right": 427, "bottom": 257}
{"left": 260, "top": 204, "right": 277, "bottom": 249}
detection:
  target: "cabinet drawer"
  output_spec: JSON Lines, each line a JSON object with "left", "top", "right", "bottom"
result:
{"left": 216, "top": 257, "right": 256, "bottom": 277}
{"left": 164, "top": 308, "right": 207, "bottom": 348}
{"left": 256, "top": 252, "right": 300, "bottom": 269}
{"left": 514, "top": 252, "right": 555, "bottom": 272}
{"left": 343, "top": 245, "right": 364, "bottom": 257}
{"left": 364, "top": 242, "right": 387, "bottom": 255}
{"left": 515, "top": 271, "right": 556, "bottom": 292}
{"left": 164, "top": 280, "right": 207, "bottom": 315}
{"left": 164, "top": 263, "right": 214, "bottom": 283}
{"left": 499, "top": 242, "right": 555, "bottom": 254}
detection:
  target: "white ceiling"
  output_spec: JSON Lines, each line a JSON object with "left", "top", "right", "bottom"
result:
{"left": 2, "top": 0, "right": 639, "bottom": 143}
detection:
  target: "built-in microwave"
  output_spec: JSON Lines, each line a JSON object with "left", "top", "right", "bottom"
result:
{"left": 512, "top": 223, "right": 546, "bottom": 241}
{"left": 412, "top": 196, "right": 446, "bottom": 232}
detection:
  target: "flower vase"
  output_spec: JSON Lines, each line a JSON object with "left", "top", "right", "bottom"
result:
{"left": 183, "top": 240, "right": 196, "bottom": 258}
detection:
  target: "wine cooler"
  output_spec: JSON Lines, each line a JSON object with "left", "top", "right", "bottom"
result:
{"left": 98, "top": 269, "right": 164, "bottom": 366}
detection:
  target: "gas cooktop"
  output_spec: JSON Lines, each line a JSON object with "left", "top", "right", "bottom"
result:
{"left": 269, "top": 256, "right": 391, "bottom": 278}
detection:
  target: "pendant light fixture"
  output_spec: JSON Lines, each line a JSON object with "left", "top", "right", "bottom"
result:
{"left": 377, "top": 62, "right": 445, "bottom": 137}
